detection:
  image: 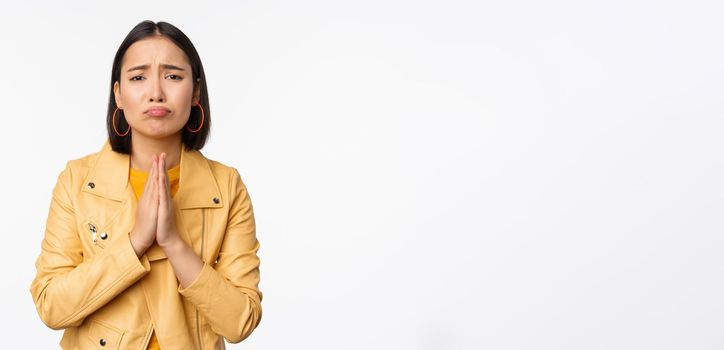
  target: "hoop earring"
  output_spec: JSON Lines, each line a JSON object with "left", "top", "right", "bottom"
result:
{"left": 187, "top": 102, "right": 205, "bottom": 133}
{"left": 112, "top": 107, "right": 130, "bottom": 137}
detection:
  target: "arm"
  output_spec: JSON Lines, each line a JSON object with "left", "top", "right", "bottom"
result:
{"left": 177, "top": 168, "right": 263, "bottom": 343}
{"left": 29, "top": 162, "right": 151, "bottom": 330}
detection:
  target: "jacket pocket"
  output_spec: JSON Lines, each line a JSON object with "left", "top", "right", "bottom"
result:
{"left": 81, "top": 214, "right": 125, "bottom": 252}
{"left": 79, "top": 198, "right": 129, "bottom": 252}
{"left": 86, "top": 318, "right": 124, "bottom": 349}
{"left": 81, "top": 217, "right": 104, "bottom": 253}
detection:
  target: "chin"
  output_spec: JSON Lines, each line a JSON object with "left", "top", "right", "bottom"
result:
{"left": 137, "top": 127, "right": 183, "bottom": 139}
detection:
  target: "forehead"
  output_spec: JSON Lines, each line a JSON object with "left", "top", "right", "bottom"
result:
{"left": 121, "top": 36, "right": 191, "bottom": 70}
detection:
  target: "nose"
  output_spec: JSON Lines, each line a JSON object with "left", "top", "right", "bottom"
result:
{"left": 149, "top": 75, "right": 165, "bottom": 102}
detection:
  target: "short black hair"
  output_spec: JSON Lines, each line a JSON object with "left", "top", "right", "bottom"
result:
{"left": 106, "top": 20, "right": 210, "bottom": 153}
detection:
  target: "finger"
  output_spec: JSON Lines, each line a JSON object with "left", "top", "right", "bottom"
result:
{"left": 162, "top": 153, "right": 170, "bottom": 193}
{"left": 151, "top": 154, "right": 158, "bottom": 179}
{"left": 163, "top": 154, "right": 171, "bottom": 194}
{"left": 162, "top": 154, "right": 171, "bottom": 206}
{"left": 146, "top": 156, "right": 158, "bottom": 202}
{"left": 139, "top": 157, "right": 154, "bottom": 199}
{"left": 159, "top": 153, "right": 167, "bottom": 208}
{"left": 158, "top": 152, "right": 166, "bottom": 175}
{"left": 151, "top": 155, "right": 160, "bottom": 205}
{"left": 157, "top": 153, "right": 164, "bottom": 190}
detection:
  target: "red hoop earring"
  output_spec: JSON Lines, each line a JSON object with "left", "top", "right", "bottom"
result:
{"left": 112, "top": 107, "right": 130, "bottom": 137}
{"left": 187, "top": 102, "right": 205, "bottom": 133}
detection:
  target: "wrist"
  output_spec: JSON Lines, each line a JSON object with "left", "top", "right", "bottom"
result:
{"left": 158, "top": 233, "right": 184, "bottom": 252}
{"left": 129, "top": 231, "right": 151, "bottom": 257}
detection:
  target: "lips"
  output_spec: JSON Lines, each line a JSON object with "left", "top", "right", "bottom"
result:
{"left": 145, "top": 106, "right": 171, "bottom": 117}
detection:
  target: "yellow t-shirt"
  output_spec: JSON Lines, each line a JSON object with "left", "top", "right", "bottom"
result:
{"left": 130, "top": 164, "right": 180, "bottom": 202}
{"left": 129, "top": 163, "right": 180, "bottom": 350}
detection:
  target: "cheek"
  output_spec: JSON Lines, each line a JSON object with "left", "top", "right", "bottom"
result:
{"left": 170, "top": 83, "right": 194, "bottom": 101}
{"left": 169, "top": 86, "right": 195, "bottom": 120}
{"left": 120, "top": 85, "right": 145, "bottom": 106}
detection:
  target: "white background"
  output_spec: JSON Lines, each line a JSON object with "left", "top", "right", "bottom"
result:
{"left": 1, "top": 0, "right": 723, "bottom": 349}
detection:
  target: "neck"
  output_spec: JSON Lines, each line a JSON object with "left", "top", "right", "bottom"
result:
{"left": 129, "top": 132, "right": 182, "bottom": 172}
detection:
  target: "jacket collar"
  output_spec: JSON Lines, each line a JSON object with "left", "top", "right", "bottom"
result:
{"left": 81, "top": 139, "right": 223, "bottom": 209}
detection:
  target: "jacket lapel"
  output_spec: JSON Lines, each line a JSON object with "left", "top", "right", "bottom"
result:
{"left": 80, "top": 139, "right": 129, "bottom": 202}
{"left": 176, "top": 142, "right": 224, "bottom": 210}
{"left": 81, "top": 139, "right": 224, "bottom": 210}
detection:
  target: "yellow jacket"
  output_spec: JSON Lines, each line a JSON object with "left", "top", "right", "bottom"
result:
{"left": 30, "top": 139, "right": 263, "bottom": 349}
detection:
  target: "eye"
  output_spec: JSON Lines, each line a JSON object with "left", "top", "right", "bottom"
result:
{"left": 166, "top": 74, "right": 182, "bottom": 80}
{"left": 130, "top": 75, "right": 144, "bottom": 81}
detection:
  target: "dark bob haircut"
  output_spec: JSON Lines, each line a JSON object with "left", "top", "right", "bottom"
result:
{"left": 106, "top": 20, "right": 210, "bottom": 153}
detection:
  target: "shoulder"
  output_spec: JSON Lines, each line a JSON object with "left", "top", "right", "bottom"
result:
{"left": 48, "top": 147, "right": 104, "bottom": 201}
{"left": 53, "top": 148, "right": 103, "bottom": 186}
{"left": 64, "top": 149, "right": 103, "bottom": 173}
{"left": 199, "top": 154, "right": 250, "bottom": 193}
{"left": 206, "top": 158, "right": 246, "bottom": 185}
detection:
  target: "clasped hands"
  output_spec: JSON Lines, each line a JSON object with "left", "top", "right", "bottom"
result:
{"left": 130, "top": 152, "right": 182, "bottom": 257}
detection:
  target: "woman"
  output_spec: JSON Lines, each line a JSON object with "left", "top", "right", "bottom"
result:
{"left": 29, "top": 20, "right": 262, "bottom": 349}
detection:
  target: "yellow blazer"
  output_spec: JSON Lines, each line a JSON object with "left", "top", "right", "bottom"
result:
{"left": 30, "top": 139, "right": 262, "bottom": 349}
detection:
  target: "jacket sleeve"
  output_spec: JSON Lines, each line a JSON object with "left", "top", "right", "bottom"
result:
{"left": 29, "top": 161, "right": 151, "bottom": 330}
{"left": 178, "top": 168, "right": 262, "bottom": 343}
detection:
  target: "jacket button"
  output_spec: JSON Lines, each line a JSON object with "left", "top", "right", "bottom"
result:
{"left": 100, "top": 232, "right": 108, "bottom": 240}
{"left": 87, "top": 182, "right": 95, "bottom": 189}
{"left": 99, "top": 338, "right": 106, "bottom": 346}
{"left": 213, "top": 197, "right": 220, "bottom": 204}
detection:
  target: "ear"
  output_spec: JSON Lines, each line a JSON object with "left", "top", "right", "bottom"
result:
{"left": 193, "top": 78, "right": 201, "bottom": 103}
{"left": 113, "top": 81, "right": 122, "bottom": 108}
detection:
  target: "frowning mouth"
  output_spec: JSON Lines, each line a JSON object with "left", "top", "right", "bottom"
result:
{"left": 144, "top": 106, "right": 171, "bottom": 117}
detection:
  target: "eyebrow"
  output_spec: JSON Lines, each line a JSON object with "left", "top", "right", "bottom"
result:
{"left": 126, "top": 64, "right": 186, "bottom": 72}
